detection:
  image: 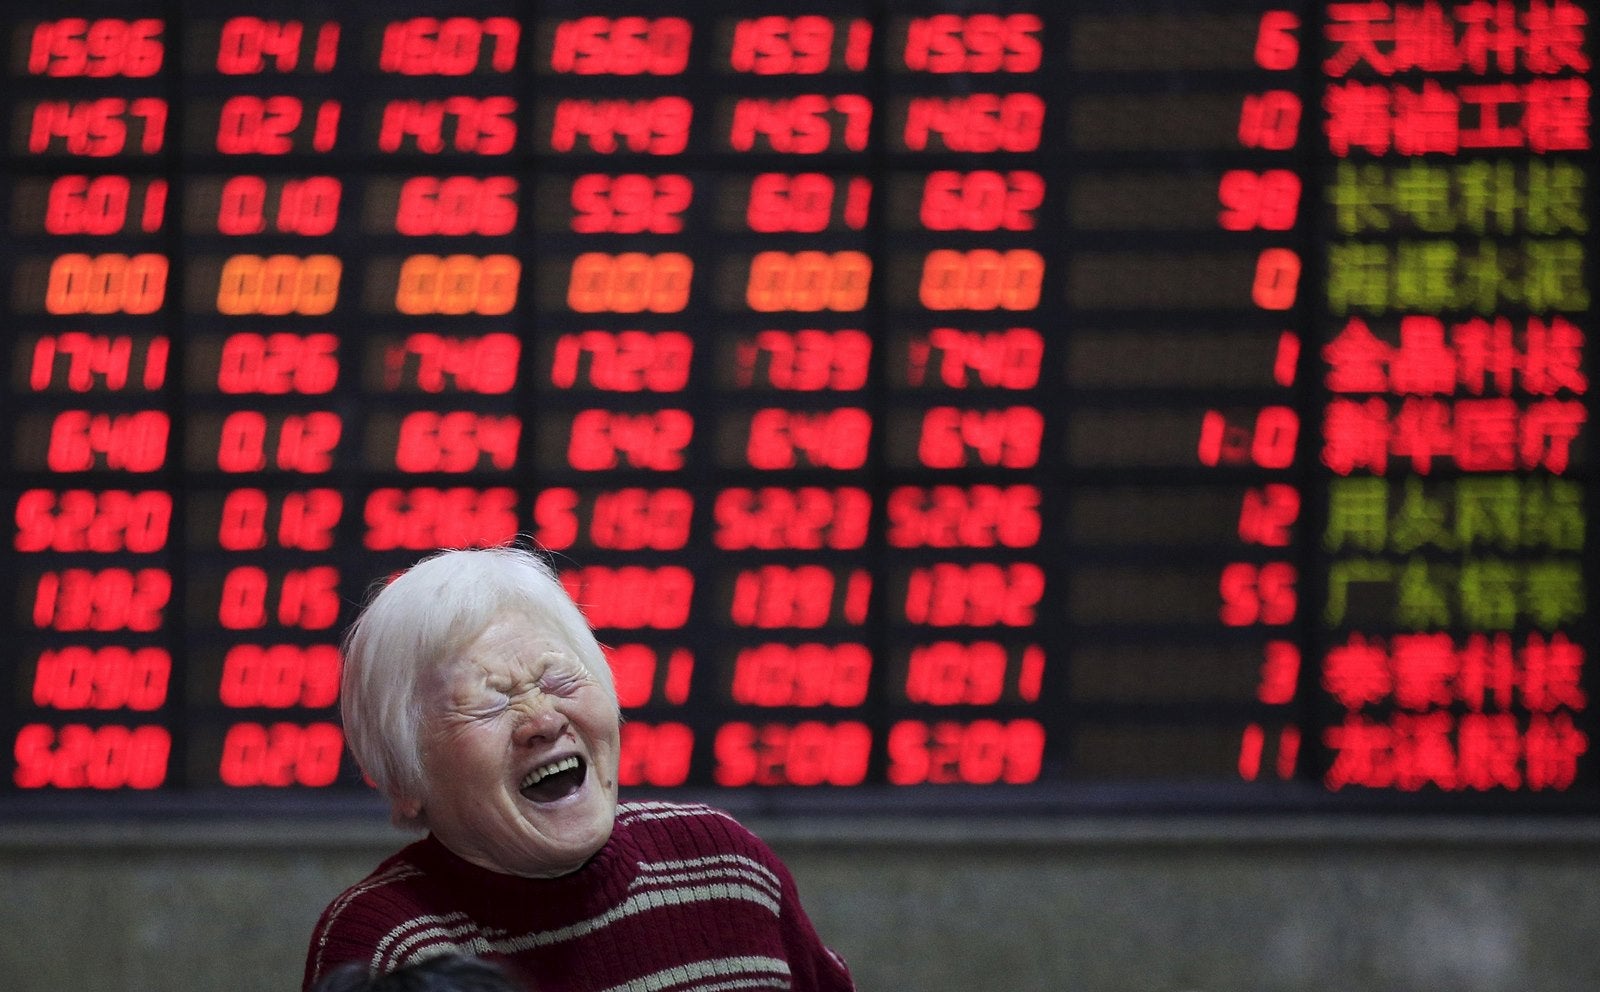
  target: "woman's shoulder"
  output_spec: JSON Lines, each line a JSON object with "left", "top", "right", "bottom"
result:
{"left": 614, "top": 800, "right": 773, "bottom": 858}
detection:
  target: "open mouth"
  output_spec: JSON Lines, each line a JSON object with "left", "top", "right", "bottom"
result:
{"left": 520, "top": 755, "right": 586, "bottom": 803}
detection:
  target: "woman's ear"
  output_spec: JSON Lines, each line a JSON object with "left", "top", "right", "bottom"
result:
{"left": 394, "top": 793, "right": 424, "bottom": 821}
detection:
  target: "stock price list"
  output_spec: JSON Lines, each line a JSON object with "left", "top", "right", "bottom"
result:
{"left": 0, "top": 0, "right": 1594, "bottom": 814}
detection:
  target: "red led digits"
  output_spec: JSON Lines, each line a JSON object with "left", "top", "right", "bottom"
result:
{"left": 531, "top": 488, "right": 694, "bottom": 552}
{"left": 215, "top": 410, "right": 342, "bottom": 473}
{"left": 886, "top": 485, "right": 1041, "bottom": 549}
{"left": 730, "top": 16, "right": 871, "bottom": 74}
{"left": 1218, "top": 169, "right": 1301, "bottom": 231}
{"left": 395, "top": 177, "right": 517, "bottom": 236}
{"left": 1196, "top": 407, "right": 1300, "bottom": 468}
{"left": 217, "top": 645, "right": 341, "bottom": 708}
{"left": 746, "top": 251, "right": 871, "bottom": 313}
{"left": 47, "top": 410, "right": 169, "bottom": 473}
{"left": 45, "top": 176, "right": 167, "bottom": 235}
{"left": 886, "top": 719, "right": 1044, "bottom": 786}
{"left": 32, "top": 568, "right": 170, "bottom": 632}
{"left": 216, "top": 176, "right": 341, "bottom": 236}
{"left": 1254, "top": 11, "right": 1300, "bottom": 70}
{"left": 28, "top": 333, "right": 169, "bottom": 392}
{"left": 618, "top": 723, "right": 693, "bottom": 787}
{"left": 728, "top": 94, "right": 872, "bottom": 153}
{"left": 713, "top": 721, "right": 871, "bottom": 787}
{"left": 920, "top": 171, "right": 1043, "bottom": 231}
{"left": 902, "top": 94, "right": 1043, "bottom": 153}
{"left": 394, "top": 255, "right": 520, "bottom": 315}
{"left": 45, "top": 253, "right": 167, "bottom": 315}
{"left": 379, "top": 17, "right": 519, "bottom": 75}
{"left": 567, "top": 253, "right": 692, "bottom": 313}
{"left": 713, "top": 487, "right": 871, "bottom": 551}
{"left": 1219, "top": 562, "right": 1297, "bottom": 627}
{"left": 549, "top": 98, "right": 692, "bottom": 155}
{"left": 14, "top": 490, "right": 171, "bottom": 553}
{"left": 13, "top": 724, "right": 169, "bottom": 790}
{"left": 549, "top": 17, "right": 691, "bottom": 75}
{"left": 216, "top": 254, "right": 340, "bottom": 316}
{"left": 217, "top": 333, "right": 339, "bottom": 394}
{"left": 217, "top": 489, "right": 342, "bottom": 551}
{"left": 28, "top": 18, "right": 164, "bottom": 77}
{"left": 746, "top": 173, "right": 871, "bottom": 233}
{"left": 729, "top": 566, "right": 871, "bottom": 628}
{"left": 27, "top": 98, "right": 166, "bottom": 156}
{"left": 1237, "top": 484, "right": 1301, "bottom": 547}
{"left": 559, "top": 566, "right": 694, "bottom": 630}
{"left": 906, "top": 327, "right": 1042, "bottom": 388}
{"left": 217, "top": 18, "right": 340, "bottom": 74}
{"left": 902, "top": 563, "right": 1043, "bottom": 627}
{"left": 918, "top": 249, "right": 1043, "bottom": 311}
{"left": 31, "top": 647, "right": 171, "bottom": 711}
{"left": 902, "top": 14, "right": 1043, "bottom": 73}
{"left": 363, "top": 487, "right": 518, "bottom": 551}
{"left": 566, "top": 410, "right": 693, "bottom": 471}
{"left": 902, "top": 642, "right": 1030, "bottom": 706}
{"left": 918, "top": 407, "right": 1044, "bottom": 469}
{"left": 571, "top": 174, "right": 691, "bottom": 234}
{"left": 393, "top": 412, "right": 521, "bottom": 472}
{"left": 383, "top": 333, "right": 520, "bottom": 393}
{"left": 1237, "top": 91, "right": 1301, "bottom": 150}
{"left": 216, "top": 96, "right": 340, "bottom": 155}
{"left": 217, "top": 566, "right": 341, "bottom": 631}
{"left": 745, "top": 408, "right": 872, "bottom": 470}
{"left": 734, "top": 329, "right": 871, "bottom": 390}
{"left": 550, "top": 330, "right": 692, "bottom": 392}
{"left": 731, "top": 643, "right": 871, "bottom": 706}
{"left": 377, "top": 98, "right": 515, "bottom": 155}
{"left": 218, "top": 722, "right": 342, "bottom": 787}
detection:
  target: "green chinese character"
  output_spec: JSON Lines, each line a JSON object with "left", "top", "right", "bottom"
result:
{"left": 1324, "top": 477, "right": 1390, "bottom": 552}
{"left": 1393, "top": 240, "right": 1459, "bottom": 312}
{"left": 1324, "top": 558, "right": 1395, "bottom": 626}
{"left": 1326, "top": 243, "right": 1393, "bottom": 313}
{"left": 1328, "top": 162, "right": 1393, "bottom": 235}
{"left": 1523, "top": 239, "right": 1589, "bottom": 312}
{"left": 1522, "top": 559, "right": 1586, "bottom": 629}
{"left": 1454, "top": 476, "right": 1522, "bottom": 550}
{"left": 1522, "top": 478, "right": 1586, "bottom": 551}
{"left": 1456, "top": 160, "right": 1521, "bottom": 236}
{"left": 1392, "top": 161, "right": 1455, "bottom": 234}
{"left": 1525, "top": 160, "right": 1588, "bottom": 236}
{"left": 1457, "top": 557, "right": 1520, "bottom": 630}
{"left": 1396, "top": 557, "right": 1453, "bottom": 629}
{"left": 1390, "top": 477, "right": 1454, "bottom": 553}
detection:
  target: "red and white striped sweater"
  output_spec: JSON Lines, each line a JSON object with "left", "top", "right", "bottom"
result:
{"left": 303, "top": 801, "right": 854, "bottom": 992}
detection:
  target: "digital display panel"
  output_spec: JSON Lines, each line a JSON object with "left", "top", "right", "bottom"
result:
{"left": 1, "top": 1, "right": 1593, "bottom": 814}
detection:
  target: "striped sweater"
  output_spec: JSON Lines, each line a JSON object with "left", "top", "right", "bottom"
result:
{"left": 303, "top": 801, "right": 854, "bottom": 992}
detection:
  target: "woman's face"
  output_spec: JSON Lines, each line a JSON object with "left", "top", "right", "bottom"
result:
{"left": 409, "top": 618, "right": 620, "bottom": 877}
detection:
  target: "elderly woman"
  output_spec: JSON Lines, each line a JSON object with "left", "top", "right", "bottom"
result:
{"left": 303, "top": 546, "right": 854, "bottom": 992}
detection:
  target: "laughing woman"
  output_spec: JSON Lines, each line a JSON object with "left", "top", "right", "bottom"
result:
{"left": 303, "top": 545, "right": 854, "bottom": 992}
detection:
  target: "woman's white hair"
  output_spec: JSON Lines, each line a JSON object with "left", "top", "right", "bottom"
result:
{"left": 340, "top": 545, "right": 615, "bottom": 829}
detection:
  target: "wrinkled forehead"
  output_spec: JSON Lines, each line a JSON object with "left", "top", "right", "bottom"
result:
{"left": 435, "top": 620, "right": 585, "bottom": 684}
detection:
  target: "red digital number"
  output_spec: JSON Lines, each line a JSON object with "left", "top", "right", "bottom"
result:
{"left": 920, "top": 170, "right": 1043, "bottom": 231}
{"left": 217, "top": 18, "right": 339, "bottom": 74}
{"left": 1196, "top": 407, "right": 1299, "bottom": 469}
{"left": 591, "top": 488, "right": 694, "bottom": 550}
{"left": 618, "top": 722, "right": 693, "bottom": 787}
{"left": 570, "top": 174, "right": 691, "bottom": 234}
{"left": 218, "top": 722, "right": 342, "bottom": 786}
{"left": 730, "top": 16, "right": 839, "bottom": 74}
{"left": 550, "top": 330, "right": 693, "bottom": 391}
{"left": 550, "top": 98, "right": 691, "bottom": 155}
{"left": 395, "top": 176, "right": 517, "bottom": 235}
{"left": 362, "top": 487, "right": 519, "bottom": 551}
{"left": 886, "top": 485, "right": 1041, "bottom": 549}
{"left": 377, "top": 98, "right": 515, "bottom": 154}
{"left": 217, "top": 96, "right": 340, "bottom": 155}
{"left": 902, "top": 14, "right": 1043, "bottom": 73}
{"left": 903, "top": 563, "right": 1043, "bottom": 627}
{"left": 14, "top": 489, "right": 171, "bottom": 553}
{"left": 731, "top": 643, "right": 872, "bottom": 707}
{"left": 217, "top": 488, "right": 342, "bottom": 552}
{"left": 902, "top": 642, "right": 1018, "bottom": 705}
{"left": 886, "top": 719, "right": 1044, "bottom": 785}
{"left": 712, "top": 487, "right": 871, "bottom": 551}
{"left": 917, "top": 407, "right": 1044, "bottom": 469}
{"left": 32, "top": 568, "right": 170, "bottom": 632}
{"left": 559, "top": 566, "right": 694, "bottom": 630}
{"left": 13, "top": 724, "right": 169, "bottom": 789}
{"left": 28, "top": 98, "right": 166, "bottom": 156}
{"left": 713, "top": 721, "right": 871, "bottom": 786}
{"left": 217, "top": 566, "right": 341, "bottom": 631}
{"left": 47, "top": 410, "right": 169, "bottom": 472}
{"left": 28, "top": 18, "right": 164, "bottom": 77}
{"left": 217, "top": 332, "right": 339, "bottom": 394}
{"left": 746, "top": 173, "right": 871, "bottom": 233}
{"left": 903, "top": 94, "right": 1043, "bottom": 152}
{"left": 566, "top": 410, "right": 693, "bottom": 471}
{"left": 733, "top": 329, "right": 871, "bottom": 391}
{"left": 550, "top": 16, "right": 691, "bottom": 75}
{"left": 394, "top": 412, "right": 520, "bottom": 472}
{"left": 379, "top": 17, "right": 519, "bottom": 75}
{"left": 907, "top": 327, "right": 1042, "bottom": 388}
{"left": 729, "top": 565, "right": 871, "bottom": 629}
{"left": 31, "top": 647, "right": 170, "bottom": 710}
{"left": 1218, "top": 169, "right": 1301, "bottom": 231}
{"left": 1237, "top": 91, "right": 1301, "bottom": 150}
{"left": 605, "top": 645, "right": 694, "bottom": 707}
{"left": 383, "top": 332, "right": 520, "bottom": 393}
{"left": 1255, "top": 12, "right": 1301, "bottom": 70}
{"left": 45, "top": 175, "right": 167, "bottom": 234}
{"left": 1238, "top": 483, "right": 1301, "bottom": 547}
{"left": 28, "top": 332, "right": 169, "bottom": 392}
{"left": 215, "top": 410, "right": 342, "bottom": 473}
{"left": 216, "top": 176, "right": 341, "bottom": 236}
{"left": 745, "top": 408, "right": 872, "bottom": 470}
{"left": 728, "top": 94, "right": 872, "bottom": 153}
{"left": 217, "top": 645, "right": 341, "bottom": 708}
{"left": 1219, "top": 562, "right": 1297, "bottom": 626}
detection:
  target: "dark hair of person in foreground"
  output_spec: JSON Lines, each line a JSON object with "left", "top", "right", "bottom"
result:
{"left": 310, "top": 954, "right": 523, "bottom": 992}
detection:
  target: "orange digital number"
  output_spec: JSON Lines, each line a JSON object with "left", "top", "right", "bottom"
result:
{"left": 745, "top": 250, "right": 871, "bottom": 313}
{"left": 216, "top": 254, "right": 340, "bottom": 315}
{"left": 566, "top": 251, "right": 692, "bottom": 314}
{"left": 918, "top": 248, "right": 1042, "bottom": 311}
{"left": 394, "top": 254, "right": 520, "bottom": 315}
{"left": 45, "top": 253, "right": 167, "bottom": 315}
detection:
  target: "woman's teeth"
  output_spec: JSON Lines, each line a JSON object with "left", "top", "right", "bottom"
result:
{"left": 522, "top": 755, "right": 580, "bottom": 791}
